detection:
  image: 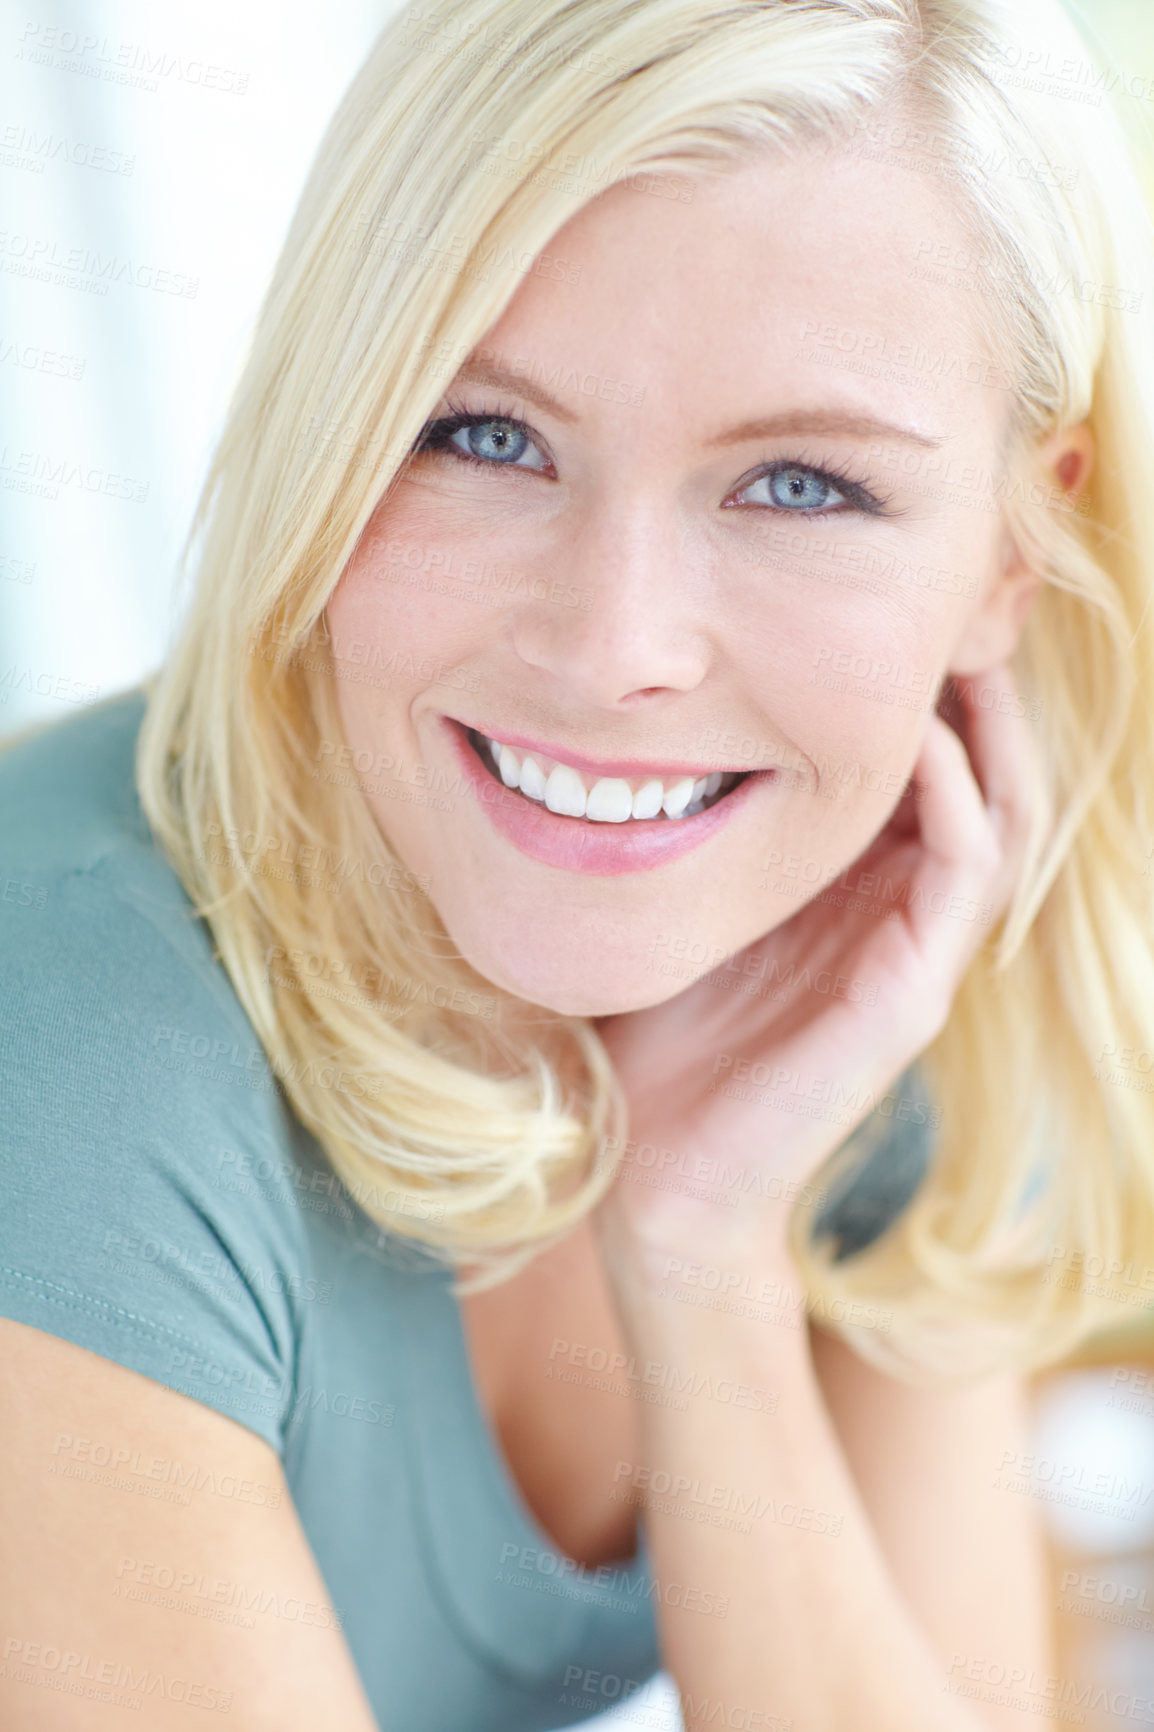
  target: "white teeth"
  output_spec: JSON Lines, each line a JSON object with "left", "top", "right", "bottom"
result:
{"left": 518, "top": 754, "right": 547, "bottom": 802}
{"left": 544, "top": 763, "right": 588, "bottom": 818}
{"left": 474, "top": 731, "right": 741, "bottom": 824}
{"left": 585, "top": 778, "right": 633, "bottom": 823}
{"left": 661, "top": 776, "right": 696, "bottom": 819}
{"left": 631, "top": 779, "right": 665, "bottom": 820}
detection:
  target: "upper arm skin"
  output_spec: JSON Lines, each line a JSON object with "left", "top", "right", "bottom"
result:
{"left": 0, "top": 1317, "right": 379, "bottom": 1732}
{"left": 808, "top": 1319, "right": 1054, "bottom": 1729}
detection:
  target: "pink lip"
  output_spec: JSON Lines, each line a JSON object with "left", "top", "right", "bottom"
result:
{"left": 454, "top": 720, "right": 745, "bottom": 780}
{"left": 442, "top": 717, "right": 772, "bottom": 877}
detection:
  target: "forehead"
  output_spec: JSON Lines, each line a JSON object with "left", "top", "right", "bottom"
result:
{"left": 484, "top": 133, "right": 1012, "bottom": 450}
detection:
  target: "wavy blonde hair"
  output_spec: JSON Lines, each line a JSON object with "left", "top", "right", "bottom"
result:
{"left": 137, "top": 0, "right": 1154, "bottom": 1381}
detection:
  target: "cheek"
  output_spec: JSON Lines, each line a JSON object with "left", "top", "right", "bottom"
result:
{"left": 326, "top": 530, "right": 441, "bottom": 647}
{"left": 320, "top": 554, "right": 433, "bottom": 769}
{"left": 804, "top": 650, "right": 936, "bottom": 759}
{"left": 757, "top": 602, "right": 955, "bottom": 866}
{"left": 772, "top": 594, "right": 947, "bottom": 763}
{"left": 324, "top": 526, "right": 487, "bottom": 710}
{"left": 326, "top": 552, "right": 400, "bottom": 663}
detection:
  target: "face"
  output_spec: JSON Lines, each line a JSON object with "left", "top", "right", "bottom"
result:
{"left": 325, "top": 136, "right": 1052, "bottom": 1016}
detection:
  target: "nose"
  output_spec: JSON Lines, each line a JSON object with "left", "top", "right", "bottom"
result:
{"left": 507, "top": 491, "right": 712, "bottom": 709}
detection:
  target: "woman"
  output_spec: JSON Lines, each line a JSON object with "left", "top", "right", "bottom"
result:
{"left": 2, "top": 0, "right": 1152, "bottom": 1726}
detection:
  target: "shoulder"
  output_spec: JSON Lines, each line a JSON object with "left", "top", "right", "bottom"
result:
{"left": 0, "top": 687, "right": 153, "bottom": 874}
{"left": 0, "top": 691, "right": 313, "bottom": 1453}
{"left": 0, "top": 687, "right": 280, "bottom": 1144}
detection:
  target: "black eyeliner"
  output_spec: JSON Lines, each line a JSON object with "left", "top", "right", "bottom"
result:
{"left": 748, "top": 458, "right": 898, "bottom": 519}
{"left": 413, "top": 410, "right": 532, "bottom": 452}
{"left": 411, "top": 403, "right": 900, "bottom": 517}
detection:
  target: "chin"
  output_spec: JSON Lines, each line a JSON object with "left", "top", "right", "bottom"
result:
{"left": 452, "top": 926, "right": 682, "bottom": 1019}
{"left": 533, "top": 977, "right": 686, "bottom": 1018}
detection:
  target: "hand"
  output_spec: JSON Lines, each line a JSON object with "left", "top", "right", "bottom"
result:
{"left": 591, "top": 664, "right": 1041, "bottom": 1281}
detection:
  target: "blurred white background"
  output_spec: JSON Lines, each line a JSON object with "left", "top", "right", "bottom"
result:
{"left": 3, "top": 4, "right": 1154, "bottom": 1730}
{"left": 0, "top": 0, "right": 391, "bottom": 735}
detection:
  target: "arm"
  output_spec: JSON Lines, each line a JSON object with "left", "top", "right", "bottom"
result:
{"left": 592, "top": 669, "right": 1051, "bottom": 1730}
{"left": 601, "top": 1243, "right": 1035, "bottom": 1732}
{"left": 0, "top": 1316, "right": 379, "bottom": 1731}
{"left": 808, "top": 1319, "right": 1054, "bottom": 1698}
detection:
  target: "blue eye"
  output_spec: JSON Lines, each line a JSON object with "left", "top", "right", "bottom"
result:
{"left": 412, "top": 408, "right": 893, "bottom": 516}
{"left": 744, "top": 465, "right": 848, "bottom": 512}
{"left": 414, "top": 412, "right": 550, "bottom": 473}
{"left": 453, "top": 419, "right": 530, "bottom": 464}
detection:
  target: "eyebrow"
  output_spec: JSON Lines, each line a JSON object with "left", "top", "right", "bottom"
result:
{"left": 452, "top": 360, "right": 945, "bottom": 450}
{"left": 705, "top": 411, "right": 944, "bottom": 451}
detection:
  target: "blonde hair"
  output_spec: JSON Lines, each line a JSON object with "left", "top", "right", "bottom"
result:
{"left": 137, "top": 0, "right": 1154, "bottom": 1381}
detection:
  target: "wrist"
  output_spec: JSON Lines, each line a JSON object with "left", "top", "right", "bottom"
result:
{"left": 595, "top": 1199, "right": 812, "bottom": 1353}
{"left": 595, "top": 1178, "right": 802, "bottom": 1293}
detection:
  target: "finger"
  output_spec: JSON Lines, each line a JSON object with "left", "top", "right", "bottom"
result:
{"left": 896, "top": 712, "right": 1002, "bottom": 975}
{"left": 948, "top": 664, "right": 1040, "bottom": 839}
{"left": 910, "top": 708, "right": 994, "bottom": 873}
{"left": 948, "top": 663, "right": 1045, "bottom": 912}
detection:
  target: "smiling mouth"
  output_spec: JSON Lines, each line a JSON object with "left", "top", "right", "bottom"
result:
{"left": 463, "top": 726, "right": 752, "bottom": 822}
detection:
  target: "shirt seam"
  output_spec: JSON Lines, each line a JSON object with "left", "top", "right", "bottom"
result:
{"left": 0, "top": 1264, "right": 220, "bottom": 1350}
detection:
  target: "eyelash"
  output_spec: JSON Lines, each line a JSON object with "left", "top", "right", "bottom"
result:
{"left": 412, "top": 397, "right": 540, "bottom": 472}
{"left": 410, "top": 396, "right": 896, "bottom": 518}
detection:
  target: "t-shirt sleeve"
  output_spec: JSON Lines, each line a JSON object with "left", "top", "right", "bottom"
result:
{"left": 0, "top": 856, "right": 310, "bottom": 1455}
{"left": 809, "top": 1064, "right": 939, "bottom": 1261}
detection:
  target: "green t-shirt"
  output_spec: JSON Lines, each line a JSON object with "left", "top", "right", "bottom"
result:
{"left": 0, "top": 691, "right": 666, "bottom": 1729}
{"left": 0, "top": 690, "right": 933, "bottom": 1728}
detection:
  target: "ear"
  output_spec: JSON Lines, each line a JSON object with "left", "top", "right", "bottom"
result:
{"left": 947, "top": 422, "right": 1094, "bottom": 677}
